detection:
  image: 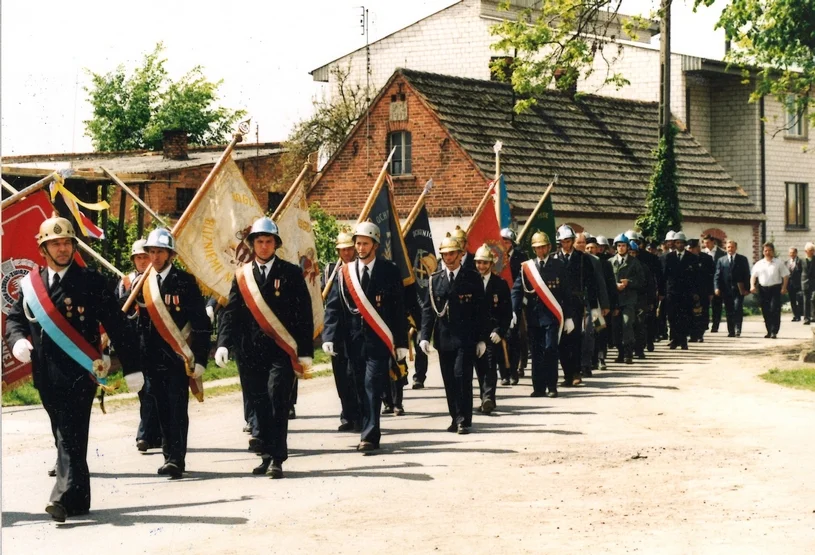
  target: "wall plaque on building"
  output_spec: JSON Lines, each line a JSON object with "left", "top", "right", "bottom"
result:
{"left": 390, "top": 101, "right": 407, "bottom": 121}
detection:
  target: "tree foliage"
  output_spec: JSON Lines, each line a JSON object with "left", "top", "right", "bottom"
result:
{"left": 308, "top": 202, "right": 343, "bottom": 269}
{"left": 489, "top": 0, "right": 648, "bottom": 112}
{"left": 636, "top": 124, "right": 682, "bottom": 240}
{"left": 84, "top": 43, "right": 246, "bottom": 151}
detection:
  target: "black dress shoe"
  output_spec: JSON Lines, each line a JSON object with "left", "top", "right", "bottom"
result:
{"left": 158, "top": 462, "right": 183, "bottom": 478}
{"left": 381, "top": 404, "right": 394, "bottom": 415}
{"left": 412, "top": 382, "right": 424, "bottom": 390}
{"left": 698, "top": 337, "right": 704, "bottom": 343}
{"left": 457, "top": 424, "right": 470, "bottom": 435}
{"left": 249, "top": 438, "right": 263, "bottom": 453}
{"left": 625, "top": 357, "right": 633, "bottom": 364}
{"left": 680, "top": 343, "right": 688, "bottom": 350}
{"left": 771, "top": 333, "right": 777, "bottom": 339}
{"left": 136, "top": 439, "right": 149, "bottom": 452}
{"left": 500, "top": 378, "right": 510, "bottom": 386}
{"left": 636, "top": 352, "right": 646, "bottom": 360}
{"left": 266, "top": 460, "right": 284, "bottom": 479}
{"left": 546, "top": 391, "right": 558, "bottom": 398}
{"left": 710, "top": 328, "right": 719, "bottom": 333}
{"left": 288, "top": 407, "right": 296, "bottom": 419}
{"left": 48, "top": 465, "right": 57, "bottom": 477}
{"left": 518, "top": 369, "right": 525, "bottom": 377}
{"left": 45, "top": 502, "right": 67, "bottom": 523}
{"left": 728, "top": 332, "right": 736, "bottom": 337}
{"left": 243, "top": 423, "right": 252, "bottom": 433}
{"left": 583, "top": 370, "right": 593, "bottom": 377}
{"left": 510, "top": 376, "right": 519, "bottom": 385}
{"left": 764, "top": 333, "right": 771, "bottom": 338}
{"left": 394, "top": 406, "right": 405, "bottom": 416}
{"left": 481, "top": 398, "right": 495, "bottom": 414}
{"left": 530, "top": 391, "right": 546, "bottom": 398}
{"left": 668, "top": 342, "right": 678, "bottom": 350}
{"left": 253, "top": 457, "right": 272, "bottom": 475}
{"left": 804, "top": 320, "right": 811, "bottom": 325}
{"left": 357, "top": 441, "right": 379, "bottom": 452}
{"left": 560, "top": 380, "right": 573, "bottom": 387}
{"left": 446, "top": 423, "right": 457, "bottom": 433}
{"left": 337, "top": 422, "right": 355, "bottom": 432}
{"left": 647, "top": 343, "right": 654, "bottom": 352}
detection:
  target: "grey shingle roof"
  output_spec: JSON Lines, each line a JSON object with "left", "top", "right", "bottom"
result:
{"left": 399, "top": 68, "right": 763, "bottom": 222}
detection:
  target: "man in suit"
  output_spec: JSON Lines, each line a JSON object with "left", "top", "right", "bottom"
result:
{"left": 657, "top": 231, "right": 676, "bottom": 340}
{"left": 137, "top": 228, "right": 210, "bottom": 479}
{"left": 575, "top": 233, "right": 609, "bottom": 376}
{"left": 786, "top": 247, "right": 803, "bottom": 322}
{"left": 713, "top": 239, "right": 752, "bottom": 337}
{"left": 801, "top": 243, "right": 815, "bottom": 325}
{"left": 511, "top": 231, "right": 572, "bottom": 397}
{"left": 586, "top": 237, "right": 617, "bottom": 370}
{"left": 473, "top": 244, "right": 512, "bottom": 414}
{"left": 703, "top": 235, "right": 726, "bottom": 332}
{"left": 628, "top": 230, "right": 661, "bottom": 352}
{"left": 320, "top": 231, "right": 360, "bottom": 432}
{"left": 420, "top": 235, "right": 487, "bottom": 433}
{"left": 500, "top": 227, "right": 528, "bottom": 385}
{"left": 688, "top": 239, "right": 715, "bottom": 343}
{"left": 324, "top": 222, "right": 408, "bottom": 451}
{"left": 662, "top": 232, "right": 699, "bottom": 349}
{"left": 6, "top": 215, "right": 138, "bottom": 522}
{"left": 610, "top": 234, "right": 645, "bottom": 364}
{"left": 554, "top": 225, "right": 597, "bottom": 386}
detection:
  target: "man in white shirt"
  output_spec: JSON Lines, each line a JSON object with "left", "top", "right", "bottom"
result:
{"left": 750, "top": 242, "right": 790, "bottom": 338}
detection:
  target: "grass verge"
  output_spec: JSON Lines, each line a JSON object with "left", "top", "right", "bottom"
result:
{"left": 760, "top": 368, "right": 815, "bottom": 392}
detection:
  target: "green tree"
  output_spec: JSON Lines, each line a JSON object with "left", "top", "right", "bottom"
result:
{"left": 308, "top": 202, "right": 342, "bottom": 269}
{"left": 695, "top": 0, "right": 815, "bottom": 130}
{"left": 84, "top": 43, "right": 245, "bottom": 151}
{"left": 636, "top": 124, "right": 682, "bottom": 240}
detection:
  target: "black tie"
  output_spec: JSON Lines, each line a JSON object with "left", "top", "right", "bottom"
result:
{"left": 539, "top": 260, "right": 545, "bottom": 274}
{"left": 50, "top": 273, "right": 61, "bottom": 294}
{"left": 448, "top": 271, "right": 455, "bottom": 285}
{"left": 729, "top": 255, "right": 733, "bottom": 265}
{"left": 259, "top": 264, "right": 267, "bottom": 284}
{"left": 361, "top": 265, "right": 370, "bottom": 291}
{"left": 156, "top": 274, "right": 163, "bottom": 290}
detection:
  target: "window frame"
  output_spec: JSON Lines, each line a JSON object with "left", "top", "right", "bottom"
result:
{"left": 388, "top": 131, "right": 412, "bottom": 176}
{"left": 175, "top": 187, "right": 196, "bottom": 214}
{"left": 785, "top": 181, "right": 809, "bottom": 230}
{"left": 784, "top": 94, "right": 808, "bottom": 139}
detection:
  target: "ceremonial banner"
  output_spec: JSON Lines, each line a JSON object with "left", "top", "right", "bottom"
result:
{"left": 519, "top": 195, "right": 556, "bottom": 260}
{"left": 403, "top": 204, "right": 437, "bottom": 294}
{"left": 365, "top": 177, "right": 415, "bottom": 286}
{"left": 174, "top": 155, "right": 264, "bottom": 302}
{"left": 468, "top": 181, "right": 513, "bottom": 289}
{"left": 273, "top": 182, "right": 324, "bottom": 338}
{"left": 49, "top": 171, "right": 109, "bottom": 238}
{"left": 496, "top": 175, "right": 512, "bottom": 229}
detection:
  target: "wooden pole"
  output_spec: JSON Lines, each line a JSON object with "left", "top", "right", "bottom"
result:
{"left": 659, "top": 0, "right": 672, "bottom": 139}
{"left": 401, "top": 178, "right": 434, "bottom": 239}
{"left": 137, "top": 183, "right": 146, "bottom": 237}
{"left": 357, "top": 147, "right": 397, "bottom": 223}
{"left": 465, "top": 181, "right": 497, "bottom": 235}
{"left": 116, "top": 189, "right": 126, "bottom": 268}
{"left": 1, "top": 172, "right": 58, "bottom": 209}
{"left": 271, "top": 162, "right": 310, "bottom": 220}
{"left": 516, "top": 177, "right": 557, "bottom": 245}
{"left": 121, "top": 123, "right": 249, "bottom": 313}
{"left": 321, "top": 260, "right": 343, "bottom": 301}
{"left": 100, "top": 166, "right": 168, "bottom": 227}
{"left": 100, "top": 183, "right": 110, "bottom": 258}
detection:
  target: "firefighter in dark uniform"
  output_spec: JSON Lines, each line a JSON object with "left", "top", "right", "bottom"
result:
{"left": 320, "top": 231, "right": 360, "bottom": 431}
{"left": 662, "top": 231, "right": 699, "bottom": 349}
{"left": 138, "top": 228, "right": 211, "bottom": 479}
{"left": 703, "top": 234, "right": 727, "bottom": 331}
{"left": 688, "top": 238, "right": 715, "bottom": 342}
{"left": 610, "top": 234, "right": 645, "bottom": 364}
{"left": 500, "top": 227, "right": 528, "bottom": 385}
{"left": 451, "top": 225, "right": 476, "bottom": 272}
{"left": 6, "top": 215, "right": 137, "bottom": 522}
{"left": 473, "top": 244, "right": 512, "bottom": 414}
{"left": 657, "top": 230, "right": 676, "bottom": 340}
{"left": 216, "top": 217, "right": 313, "bottom": 478}
{"left": 511, "top": 231, "right": 572, "bottom": 397}
{"left": 554, "top": 224, "right": 597, "bottom": 386}
{"left": 627, "top": 240, "right": 651, "bottom": 359}
{"left": 627, "top": 230, "right": 661, "bottom": 352}
{"left": 420, "top": 235, "right": 487, "bottom": 434}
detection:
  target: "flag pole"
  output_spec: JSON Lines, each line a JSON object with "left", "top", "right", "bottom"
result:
{"left": 401, "top": 178, "right": 434, "bottom": 239}
{"left": 516, "top": 176, "right": 557, "bottom": 244}
{"left": 100, "top": 166, "right": 168, "bottom": 227}
{"left": 1, "top": 179, "right": 124, "bottom": 277}
{"left": 1, "top": 172, "right": 59, "bottom": 210}
{"left": 494, "top": 141, "right": 503, "bottom": 225}
{"left": 357, "top": 147, "right": 397, "bottom": 223}
{"left": 465, "top": 180, "right": 497, "bottom": 235}
{"left": 121, "top": 121, "right": 250, "bottom": 312}
{"left": 271, "top": 162, "right": 310, "bottom": 220}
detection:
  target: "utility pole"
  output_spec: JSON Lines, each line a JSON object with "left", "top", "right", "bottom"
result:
{"left": 658, "top": 0, "right": 672, "bottom": 138}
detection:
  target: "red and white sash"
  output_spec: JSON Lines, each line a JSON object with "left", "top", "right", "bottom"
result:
{"left": 236, "top": 263, "right": 307, "bottom": 379}
{"left": 341, "top": 261, "right": 395, "bottom": 357}
{"left": 522, "top": 260, "right": 564, "bottom": 336}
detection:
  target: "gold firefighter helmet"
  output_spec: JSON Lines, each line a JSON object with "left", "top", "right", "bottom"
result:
{"left": 36, "top": 213, "right": 76, "bottom": 246}
{"left": 439, "top": 233, "right": 462, "bottom": 254}
{"left": 530, "top": 231, "right": 551, "bottom": 248}
{"left": 451, "top": 225, "right": 467, "bottom": 247}
{"left": 335, "top": 231, "right": 354, "bottom": 249}
{"left": 474, "top": 243, "right": 494, "bottom": 262}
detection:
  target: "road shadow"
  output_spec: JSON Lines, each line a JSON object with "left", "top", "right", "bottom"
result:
{"left": 286, "top": 461, "right": 434, "bottom": 482}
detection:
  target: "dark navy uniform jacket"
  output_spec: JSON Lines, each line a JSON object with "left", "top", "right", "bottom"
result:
{"left": 511, "top": 257, "right": 572, "bottom": 329}
{"left": 421, "top": 266, "right": 487, "bottom": 350}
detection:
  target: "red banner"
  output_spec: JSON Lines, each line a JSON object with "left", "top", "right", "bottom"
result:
{"left": 467, "top": 183, "right": 513, "bottom": 289}
{"left": 1, "top": 191, "right": 84, "bottom": 390}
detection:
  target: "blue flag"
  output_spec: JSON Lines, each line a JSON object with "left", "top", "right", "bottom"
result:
{"left": 497, "top": 175, "right": 512, "bottom": 229}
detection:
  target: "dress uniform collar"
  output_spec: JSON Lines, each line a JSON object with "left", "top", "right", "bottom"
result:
{"left": 536, "top": 255, "right": 550, "bottom": 266}
{"left": 46, "top": 265, "right": 71, "bottom": 288}
{"left": 255, "top": 256, "right": 275, "bottom": 274}
{"left": 357, "top": 257, "right": 376, "bottom": 276}
{"left": 445, "top": 265, "right": 461, "bottom": 281}
{"left": 156, "top": 263, "right": 173, "bottom": 283}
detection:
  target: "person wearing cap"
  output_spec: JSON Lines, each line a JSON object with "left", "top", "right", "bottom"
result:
{"left": 137, "top": 227, "right": 210, "bottom": 479}
{"left": 750, "top": 242, "right": 789, "bottom": 338}
{"left": 216, "top": 217, "right": 312, "bottom": 477}
{"left": 609, "top": 234, "right": 644, "bottom": 363}
{"left": 627, "top": 240, "right": 652, "bottom": 359}
{"left": 5, "top": 215, "right": 137, "bottom": 522}
{"left": 702, "top": 234, "right": 727, "bottom": 332}
{"left": 575, "top": 232, "right": 610, "bottom": 375}
{"left": 688, "top": 239, "right": 715, "bottom": 342}
{"left": 116, "top": 239, "right": 162, "bottom": 453}
{"left": 320, "top": 231, "right": 361, "bottom": 432}
{"left": 324, "top": 221, "right": 408, "bottom": 451}
{"left": 512, "top": 231, "right": 572, "bottom": 397}
{"left": 554, "top": 224, "right": 597, "bottom": 386}
{"left": 473, "top": 244, "right": 511, "bottom": 414}
{"left": 585, "top": 236, "right": 617, "bottom": 370}
{"left": 420, "top": 234, "right": 487, "bottom": 433}
{"left": 714, "top": 239, "right": 752, "bottom": 336}
{"left": 451, "top": 225, "right": 476, "bottom": 272}
{"left": 662, "top": 231, "right": 699, "bottom": 349}
{"left": 500, "top": 227, "right": 528, "bottom": 385}
{"left": 627, "top": 229, "right": 661, "bottom": 353}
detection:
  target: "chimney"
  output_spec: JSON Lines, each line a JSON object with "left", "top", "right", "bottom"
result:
{"left": 162, "top": 129, "right": 189, "bottom": 160}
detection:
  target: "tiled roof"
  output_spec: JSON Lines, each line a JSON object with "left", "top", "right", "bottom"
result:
{"left": 399, "top": 68, "right": 763, "bottom": 222}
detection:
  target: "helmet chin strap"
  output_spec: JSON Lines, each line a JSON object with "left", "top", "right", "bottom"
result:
{"left": 41, "top": 243, "right": 76, "bottom": 271}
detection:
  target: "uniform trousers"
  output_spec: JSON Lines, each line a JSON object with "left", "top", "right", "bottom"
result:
{"left": 529, "top": 324, "right": 560, "bottom": 393}
{"left": 613, "top": 304, "right": 636, "bottom": 348}
{"left": 240, "top": 357, "right": 295, "bottom": 462}
{"left": 331, "top": 350, "right": 360, "bottom": 425}
{"left": 136, "top": 388, "right": 162, "bottom": 446}
{"left": 475, "top": 341, "right": 502, "bottom": 403}
{"left": 40, "top": 378, "right": 97, "bottom": 514}
{"left": 580, "top": 313, "right": 595, "bottom": 371}
{"left": 349, "top": 354, "right": 389, "bottom": 445}
{"left": 710, "top": 295, "right": 723, "bottom": 331}
{"left": 559, "top": 303, "right": 585, "bottom": 382}
{"left": 758, "top": 284, "right": 782, "bottom": 335}
{"left": 722, "top": 294, "right": 745, "bottom": 335}
{"left": 504, "top": 320, "right": 522, "bottom": 381}
{"left": 382, "top": 370, "right": 405, "bottom": 409}
{"left": 437, "top": 349, "right": 475, "bottom": 427}
{"left": 803, "top": 287, "right": 813, "bottom": 322}
{"left": 645, "top": 305, "right": 658, "bottom": 346}
{"left": 145, "top": 363, "right": 190, "bottom": 470}
{"left": 411, "top": 332, "right": 429, "bottom": 385}
{"left": 789, "top": 286, "right": 803, "bottom": 319}
{"left": 237, "top": 360, "right": 259, "bottom": 437}
{"left": 666, "top": 295, "right": 692, "bottom": 346}
{"left": 634, "top": 306, "right": 647, "bottom": 353}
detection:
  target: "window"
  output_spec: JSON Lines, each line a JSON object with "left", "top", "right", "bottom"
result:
{"left": 785, "top": 95, "right": 807, "bottom": 138}
{"left": 389, "top": 131, "right": 412, "bottom": 175}
{"left": 786, "top": 182, "right": 808, "bottom": 229}
{"left": 268, "top": 192, "right": 284, "bottom": 213}
{"left": 176, "top": 188, "right": 196, "bottom": 213}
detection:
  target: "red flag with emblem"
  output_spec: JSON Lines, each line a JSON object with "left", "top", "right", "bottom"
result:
{"left": 466, "top": 181, "right": 513, "bottom": 288}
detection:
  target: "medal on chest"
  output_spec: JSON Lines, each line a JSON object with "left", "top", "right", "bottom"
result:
{"left": 274, "top": 278, "right": 281, "bottom": 297}
{"left": 64, "top": 297, "right": 73, "bottom": 318}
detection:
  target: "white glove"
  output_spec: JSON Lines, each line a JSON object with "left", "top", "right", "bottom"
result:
{"left": 476, "top": 341, "right": 486, "bottom": 358}
{"left": 12, "top": 339, "right": 33, "bottom": 363}
{"left": 510, "top": 313, "right": 517, "bottom": 329}
{"left": 419, "top": 340, "right": 431, "bottom": 355}
{"left": 489, "top": 331, "right": 501, "bottom": 344}
{"left": 298, "top": 357, "right": 313, "bottom": 370}
{"left": 125, "top": 371, "right": 145, "bottom": 392}
{"left": 396, "top": 347, "right": 409, "bottom": 360}
{"left": 192, "top": 363, "right": 206, "bottom": 379}
{"left": 564, "top": 318, "right": 575, "bottom": 334}
{"left": 205, "top": 305, "right": 215, "bottom": 324}
{"left": 591, "top": 308, "right": 600, "bottom": 322}
{"left": 322, "top": 342, "right": 336, "bottom": 356}
{"left": 214, "top": 347, "right": 229, "bottom": 368}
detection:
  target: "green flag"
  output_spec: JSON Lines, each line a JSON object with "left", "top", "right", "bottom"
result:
{"left": 519, "top": 195, "right": 556, "bottom": 259}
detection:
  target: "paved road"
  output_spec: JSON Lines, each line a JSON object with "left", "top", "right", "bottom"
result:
{"left": 4, "top": 317, "right": 815, "bottom": 554}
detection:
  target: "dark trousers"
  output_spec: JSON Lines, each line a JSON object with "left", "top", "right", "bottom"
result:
{"left": 332, "top": 351, "right": 360, "bottom": 425}
{"left": 613, "top": 304, "right": 636, "bottom": 349}
{"left": 645, "top": 305, "right": 658, "bottom": 347}
{"left": 40, "top": 379, "right": 96, "bottom": 514}
{"left": 722, "top": 294, "right": 745, "bottom": 334}
{"left": 692, "top": 296, "right": 711, "bottom": 340}
{"left": 504, "top": 320, "right": 522, "bottom": 380}
{"left": 238, "top": 361, "right": 259, "bottom": 438}
{"left": 759, "top": 284, "right": 782, "bottom": 335}
{"left": 382, "top": 373, "right": 404, "bottom": 409}
{"left": 146, "top": 366, "right": 190, "bottom": 469}
{"left": 411, "top": 332, "right": 429, "bottom": 384}
{"left": 529, "top": 324, "right": 559, "bottom": 393}
{"left": 350, "top": 355, "right": 389, "bottom": 445}
{"left": 241, "top": 358, "right": 294, "bottom": 462}
{"left": 804, "top": 287, "right": 813, "bottom": 322}
{"left": 438, "top": 348, "right": 475, "bottom": 427}
{"left": 711, "top": 295, "right": 723, "bottom": 331}
{"left": 789, "top": 287, "right": 803, "bottom": 319}
{"left": 666, "top": 295, "right": 691, "bottom": 346}
{"left": 475, "top": 341, "right": 502, "bottom": 403}
{"left": 657, "top": 298, "right": 669, "bottom": 338}
{"left": 136, "top": 388, "right": 162, "bottom": 445}
{"left": 559, "top": 303, "right": 584, "bottom": 381}
{"left": 634, "top": 306, "right": 647, "bottom": 352}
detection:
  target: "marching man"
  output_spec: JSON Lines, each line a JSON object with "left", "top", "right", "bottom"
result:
{"left": 137, "top": 228, "right": 210, "bottom": 479}
{"left": 215, "top": 217, "right": 313, "bottom": 478}
{"left": 323, "top": 222, "right": 408, "bottom": 452}
{"left": 5, "top": 215, "right": 138, "bottom": 522}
